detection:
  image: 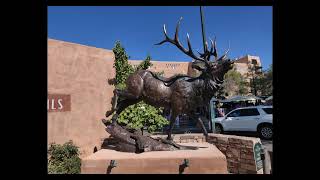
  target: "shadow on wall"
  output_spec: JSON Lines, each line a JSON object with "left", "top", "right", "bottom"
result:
{"left": 107, "top": 78, "right": 116, "bottom": 85}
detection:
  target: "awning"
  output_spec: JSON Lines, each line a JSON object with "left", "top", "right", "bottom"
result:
{"left": 265, "top": 96, "right": 273, "bottom": 101}
{"left": 220, "top": 95, "right": 262, "bottom": 103}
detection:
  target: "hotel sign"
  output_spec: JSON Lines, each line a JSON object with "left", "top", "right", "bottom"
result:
{"left": 48, "top": 94, "right": 71, "bottom": 112}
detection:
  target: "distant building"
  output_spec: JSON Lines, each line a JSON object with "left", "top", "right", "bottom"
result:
{"left": 130, "top": 55, "right": 263, "bottom": 81}
{"left": 233, "top": 55, "right": 263, "bottom": 96}
{"left": 129, "top": 55, "right": 263, "bottom": 96}
{"left": 233, "top": 55, "right": 262, "bottom": 82}
{"left": 128, "top": 60, "right": 191, "bottom": 77}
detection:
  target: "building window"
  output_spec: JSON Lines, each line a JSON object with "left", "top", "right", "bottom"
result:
{"left": 251, "top": 59, "right": 257, "bottom": 65}
{"left": 166, "top": 63, "right": 180, "bottom": 69}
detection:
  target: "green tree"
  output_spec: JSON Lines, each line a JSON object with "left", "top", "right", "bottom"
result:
{"left": 246, "top": 60, "right": 263, "bottom": 96}
{"left": 112, "top": 41, "right": 169, "bottom": 133}
{"left": 219, "top": 69, "right": 249, "bottom": 97}
{"left": 117, "top": 101, "right": 169, "bottom": 133}
{"left": 239, "top": 80, "right": 249, "bottom": 95}
{"left": 155, "top": 70, "right": 165, "bottom": 77}
{"left": 255, "top": 64, "right": 272, "bottom": 96}
{"left": 135, "top": 55, "right": 153, "bottom": 71}
{"left": 265, "top": 64, "right": 273, "bottom": 95}
{"left": 112, "top": 41, "right": 134, "bottom": 90}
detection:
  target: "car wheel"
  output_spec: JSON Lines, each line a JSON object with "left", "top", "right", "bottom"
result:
{"left": 258, "top": 124, "right": 273, "bottom": 140}
{"left": 215, "top": 124, "right": 223, "bottom": 134}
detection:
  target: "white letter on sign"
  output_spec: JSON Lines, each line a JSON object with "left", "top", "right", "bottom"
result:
{"left": 58, "top": 99, "right": 63, "bottom": 110}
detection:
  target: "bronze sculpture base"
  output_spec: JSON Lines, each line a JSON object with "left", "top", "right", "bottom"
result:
{"left": 101, "top": 119, "right": 204, "bottom": 153}
{"left": 81, "top": 142, "right": 228, "bottom": 174}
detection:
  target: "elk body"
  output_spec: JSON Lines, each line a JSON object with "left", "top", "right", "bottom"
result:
{"left": 106, "top": 18, "right": 234, "bottom": 140}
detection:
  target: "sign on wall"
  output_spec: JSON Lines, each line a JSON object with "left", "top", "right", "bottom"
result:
{"left": 48, "top": 94, "right": 71, "bottom": 112}
{"left": 254, "top": 142, "right": 263, "bottom": 171}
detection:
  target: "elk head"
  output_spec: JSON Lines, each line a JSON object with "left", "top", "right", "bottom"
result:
{"left": 155, "top": 17, "right": 234, "bottom": 83}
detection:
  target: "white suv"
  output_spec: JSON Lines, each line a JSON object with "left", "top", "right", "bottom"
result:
{"left": 214, "top": 106, "right": 273, "bottom": 140}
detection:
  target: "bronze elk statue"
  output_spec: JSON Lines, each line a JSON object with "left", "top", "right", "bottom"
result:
{"left": 105, "top": 17, "right": 234, "bottom": 141}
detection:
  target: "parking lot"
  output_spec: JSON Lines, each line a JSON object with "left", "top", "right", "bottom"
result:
{"left": 261, "top": 139, "right": 272, "bottom": 151}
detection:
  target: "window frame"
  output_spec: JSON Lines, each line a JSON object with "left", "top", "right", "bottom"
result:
{"left": 262, "top": 108, "right": 273, "bottom": 114}
{"left": 239, "top": 108, "right": 260, "bottom": 116}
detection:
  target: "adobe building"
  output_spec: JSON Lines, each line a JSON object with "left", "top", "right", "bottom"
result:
{"left": 48, "top": 39, "right": 116, "bottom": 157}
{"left": 129, "top": 60, "right": 198, "bottom": 77}
{"left": 48, "top": 38, "right": 263, "bottom": 157}
{"left": 232, "top": 55, "right": 263, "bottom": 95}
{"left": 233, "top": 55, "right": 262, "bottom": 82}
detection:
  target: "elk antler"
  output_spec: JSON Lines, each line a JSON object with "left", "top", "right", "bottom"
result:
{"left": 197, "top": 37, "right": 217, "bottom": 61}
{"left": 209, "top": 37, "right": 218, "bottom": 61}
{"left": 155, "top": 17, "right": 231, "bottom": 65}
{"left": 216, "top": 41, "right": 230, "bottom": 61}
{"left": 155, "top": 17, "right": 210, "bottom": 66}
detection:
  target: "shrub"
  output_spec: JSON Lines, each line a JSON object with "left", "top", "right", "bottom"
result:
{"left": 48, "top": 140, "right": 81, "bottom": 174}
{"left": 117, "top": 101, "right": 169, "bottom": 133}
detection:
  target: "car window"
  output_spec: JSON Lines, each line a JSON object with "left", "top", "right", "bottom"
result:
{"left": 262, "top": 108, "right": 272, "bottom": 114}
{"left": 227, "top": 110, "right": 241, "bottom": 117}
{"left": 239, "top": 108, "right": 260, "bottom": 116}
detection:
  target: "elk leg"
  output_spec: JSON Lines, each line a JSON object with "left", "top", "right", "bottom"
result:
{"left": 112, "top": 90, "right": 119, "bottom": 109}
{"left": 106, "top": 89, "right": 118, "bottom": 117}
{"left": 111, "top": 99, "right": 141, "bottom": 123}
{"left": 197, "top": 116, "right": 208, "bottom": 138}
{"left": 107, "top": 98, "right": 135, "bottom": 120}
{"left": 106, "top": 89, "right": 139, "bottom": 118}
{"left": 116, "top": 89, "right": 140, "bottom": 99}
{"left": 167, "top": 113, "right": 177, "bottom": 141}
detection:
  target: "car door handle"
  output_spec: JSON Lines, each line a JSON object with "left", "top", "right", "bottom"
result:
{"left": 254, "top": 118, "right": 259, "bottom": 120}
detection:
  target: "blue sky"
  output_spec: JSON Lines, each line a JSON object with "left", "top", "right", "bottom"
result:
{"left": 48, "top": 6, "right": 272, "bottom": 70}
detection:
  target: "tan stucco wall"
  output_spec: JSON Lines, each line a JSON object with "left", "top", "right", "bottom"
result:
{"left": 48, "top": 39, "right": 115, "bottom": 157}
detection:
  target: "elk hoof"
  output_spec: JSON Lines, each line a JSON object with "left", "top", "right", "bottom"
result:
{"left": 106, "top": 110, "right": 114, "bottom": 117}
{"left": 102, "top": 119, "right": 112, "bottom": 126}
{"left": 166, "top": 136, "right": 173, "bottom": 141}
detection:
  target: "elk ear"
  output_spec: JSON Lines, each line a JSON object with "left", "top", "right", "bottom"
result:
{"left": 192, "top": 60, "right": 207, "bottom": 71}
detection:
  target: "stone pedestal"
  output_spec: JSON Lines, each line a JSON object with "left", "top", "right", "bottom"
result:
{"left": 81, "top": 142, "right": 227, "bottom": 174}
{"left": 152, "top": 133, "right": 264, "bottom": 174}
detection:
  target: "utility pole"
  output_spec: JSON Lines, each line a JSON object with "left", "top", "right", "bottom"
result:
{"left": 200, "top": 6, "right": 208, "bottom": 56}
{"left": 200, "top": 6, "right": 216, "bottom": 133}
